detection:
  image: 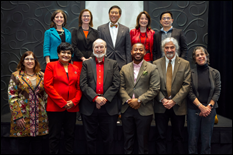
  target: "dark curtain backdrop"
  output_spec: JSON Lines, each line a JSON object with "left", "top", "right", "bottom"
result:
{"left": 208, "top": 1, "right": 232, "bottom": 119}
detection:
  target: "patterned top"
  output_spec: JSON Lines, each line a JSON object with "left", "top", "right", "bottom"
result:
{"left": 8, "top": 70, "right": 49, "bottom": 137}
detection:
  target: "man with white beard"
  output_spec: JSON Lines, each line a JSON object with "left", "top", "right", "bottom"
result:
{"left": 153, "top": 37, "right": 191, "bottom": 154}
{"left": 79, "top": 38, "right": 121, "bottom": 154}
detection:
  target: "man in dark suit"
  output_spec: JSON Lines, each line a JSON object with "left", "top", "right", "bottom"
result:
{"left": 79, "top": 39, "right": 120, "bottom": 154}
{"left": 153, "top": 11, "right": 188, "bottom": 60}
{"left": 97, "top": 5, "right": 131, "bottom": 69}
{"left": 153, "top": 37, "right": 191, "bottom": 154}
{"left": 120, "top": 43, "right": 160, "bottom": 154}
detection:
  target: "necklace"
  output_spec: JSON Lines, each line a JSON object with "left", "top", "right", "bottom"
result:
{"left": 58, "top": 30, "right": 64, "bottom": 36}
{"left": 26, "top": 72, "right": 35, "bottom": 77}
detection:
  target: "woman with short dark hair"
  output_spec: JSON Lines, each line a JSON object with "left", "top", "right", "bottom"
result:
{"left": 44, "top": 42, "right": 82, "bottom": 154}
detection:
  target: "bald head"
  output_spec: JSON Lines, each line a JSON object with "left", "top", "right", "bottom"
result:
{"left": 93, "top": 38, "right": 107, "bottom": 49}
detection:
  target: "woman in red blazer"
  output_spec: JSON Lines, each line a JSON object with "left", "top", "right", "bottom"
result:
{"left": 44, "top": 42, "right": 82, "bottom": 154}
{"left": 130, "top": 11, "right": 155, "bottom": 62}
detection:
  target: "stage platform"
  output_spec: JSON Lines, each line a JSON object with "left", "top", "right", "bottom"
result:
{"left": 1, "top": 113, "right": 232, "bottom": 154}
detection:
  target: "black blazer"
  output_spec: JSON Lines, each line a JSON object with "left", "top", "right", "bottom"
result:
{"left": 79, "top": 57, "right": 121, "bottom": 116}
{"left": 153, "top": 28, "right": 187, "bottom": 60}
{"left": 72, "top": 27, "right": 99, "bottom": 61}
{"left": 188, "top": 66, "right": 221, "bottom": 109}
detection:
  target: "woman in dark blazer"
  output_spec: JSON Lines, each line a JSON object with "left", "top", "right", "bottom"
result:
{"left": 72, "top": 9, "right": 99, "bottom": 69}
{"left": 187, "top": 46, "right": 221, "bottom": 154}
{"left": 43, "top": 10, "right": 72, "bottom": 64}
{"left": 130, "top": 11, "right": 155, "bottom": 62}
{"left": 44, "top": 42, "right": 82, "bottom": 154}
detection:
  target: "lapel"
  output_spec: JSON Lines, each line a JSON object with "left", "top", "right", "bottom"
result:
{"left": 51, "top": 28, "right": 61, "bottom": 41}
{"left": 128, "top": 62, "right": 134, "bottom": 86}
{"left": 135, "top": 61, "right": 147, "bottom": 86}
{"left": 20, "top": 71, "right": 43, "bottom": 92}
{"left": 115, "top": 23, "right": 123, "bottom": 48}
{"left": 192, "top": 67, "right": 199, "bottom": 96}
{"left": 78, "top": 27, "right": 88, "bottom": 48}
{"left": 90, "top": 58, "right": 97, "bottom": 83}
{"left": 103, "top": 23, "right": 114, "bottom": 49}
{"left": 172, "top": 56, "right": 181, "bottom": 84}
{"left": 103, "top": 57, "right": 108, "bottom": 84}
{"left": 161, "top": 57, "right": 167, "bottom": 85}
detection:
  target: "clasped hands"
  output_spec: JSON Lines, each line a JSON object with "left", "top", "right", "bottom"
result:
{"left": 127, "top": 98, "right": 141, "bottom": 110}
{"left": 162, "top": 98, "right": 176, "bottom": 109}
{"left": 64, "top": 100, "right": 74, "bottom": 109}
{"left": 199, "top": 105, "right": 212, "bottom": 117}
{"left": 95, "top": 96, "right": 107, "bottom": 109}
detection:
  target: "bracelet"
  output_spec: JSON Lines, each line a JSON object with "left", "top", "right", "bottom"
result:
{"left": 197, "top": 103, "right": 201, "bottom": 107}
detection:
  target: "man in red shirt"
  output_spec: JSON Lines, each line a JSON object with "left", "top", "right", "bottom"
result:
{"left": 79, "top": 39, "right": 120, "bottom": 154}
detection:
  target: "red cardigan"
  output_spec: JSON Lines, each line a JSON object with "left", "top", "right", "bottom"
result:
{"left": 44, "top": 61, "right": 82, "bottom": 112}
{"left": 130, "top": 28, "right": 155, "bottom": 61}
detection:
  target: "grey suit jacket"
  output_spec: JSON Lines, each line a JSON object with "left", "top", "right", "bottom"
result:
{"left": 188, "top": 66, "right": 221, "bottom": 109}
{"left": 153, "top": 56, "right": 191, "bottom": 115}
{"left": 97, "top": 22, "right": 131, "bottom": 69}
{"left": 120, "top": 61, "right": 160, "bottom": 116}
{"left": 79, "top": 57, "right": 120, "bottom": 116}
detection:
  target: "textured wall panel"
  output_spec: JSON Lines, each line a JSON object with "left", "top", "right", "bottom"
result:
{"left": 1, "top": 1, "right": 84, "bottom": 115}
{"left": 145, "top": 1, "right": 208, "bottom": 66}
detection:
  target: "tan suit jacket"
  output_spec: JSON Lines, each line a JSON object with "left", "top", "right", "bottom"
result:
{"left": 153, "top": 56, "right": 191, "bottom": 115}
{"left": 120, "top": 61, "right": 160, "bottom": 116}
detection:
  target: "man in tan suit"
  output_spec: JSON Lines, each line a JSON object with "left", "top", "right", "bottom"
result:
{"left": 120, "top": 43, "right": 160, "bottom": 154}
{"left": 153, "top": 37, "right": 191, "bottom": 154}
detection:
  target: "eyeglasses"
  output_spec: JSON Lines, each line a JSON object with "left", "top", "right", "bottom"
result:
{"left": 24, "top": 58, "right": 35, "bottom": 61}
{"left": 162, "top": 17, "right": 171, "bottom": 21}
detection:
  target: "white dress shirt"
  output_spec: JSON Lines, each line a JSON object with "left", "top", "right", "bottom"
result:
{"left": 109, "top": 22, "right": 119, "bottom": 48}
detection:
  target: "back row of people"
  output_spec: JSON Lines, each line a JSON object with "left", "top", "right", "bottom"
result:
{"left": 8, "top": 5, "right": 221, "bottom": 154}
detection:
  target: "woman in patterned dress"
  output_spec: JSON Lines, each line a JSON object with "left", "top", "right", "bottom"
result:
{"left": 8, "top": 51, "right": 48, "bottom": 154}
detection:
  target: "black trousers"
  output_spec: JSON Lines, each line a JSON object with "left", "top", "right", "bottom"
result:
{"left": 81, "top": 105, "right": 118, "bottom": 154}
{"left": 154, "top": 108, "right": 185, "bottom": 154}
{"left": 17, "top": 135, "right": 46, "bottom": 154}
{"left": 121, "top": 107, "right": 153, "bottom": 154}
{"left": 47, "top": 111, "right": 76, "bottom": 154}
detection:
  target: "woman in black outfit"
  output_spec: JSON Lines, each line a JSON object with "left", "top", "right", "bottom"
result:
{"left": 187, "top": 46, "right": 221, "bottom": 154}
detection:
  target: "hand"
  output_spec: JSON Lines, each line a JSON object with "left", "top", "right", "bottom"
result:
{"left": 95, "top": 97, "right": 107, "bottom": 106}
{"left": 96, "top": 103, "right": 101, "bottom": 109}
{"left": 199, "top": 105, "right": 211, "bottom": 117}
{"left": 128, "top": 98, "right": 141, "bottom": 109}
{"left": 81, "top": 57, "right": 87, "bottom": 62}
{"left": 16, "top": 118, "right": 26, "bottom": 129}
{"left": 66, "top": 100, "right": 74, "bottom": 109}
{"left": 163, "top": 100, "right": 176, "bottom": 109}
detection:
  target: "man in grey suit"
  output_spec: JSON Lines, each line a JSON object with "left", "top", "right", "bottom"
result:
{"left": 79, "top": 39, "right": 120, "bottom": 154}
{"left": 153, "top": 37, "right": 191, "bottom": 154}
{"left": 97, "top": 5, "right": 131, "bottom": 69}
{"left": 120, "top": 43, "right": 160, "bottom": 154}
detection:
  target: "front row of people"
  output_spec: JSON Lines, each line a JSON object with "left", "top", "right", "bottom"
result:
{"left": 8, "top": 37, "right": 221, "bottom": 154}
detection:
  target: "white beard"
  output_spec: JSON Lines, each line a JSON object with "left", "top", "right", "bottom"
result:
{"left": 93, "top": 49, "right": 106, "bottom": 58}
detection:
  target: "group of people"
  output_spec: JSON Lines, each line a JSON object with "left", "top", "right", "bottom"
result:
{"left": 8, "top": 5, "right": 221, "bottom": 154}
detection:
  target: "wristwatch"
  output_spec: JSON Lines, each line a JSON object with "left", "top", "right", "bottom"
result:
{"left": 208, "top": 104, "right": 213, "bottom": 109}
{"left": 138, "top": 99, "right": 141, "bottom": 103}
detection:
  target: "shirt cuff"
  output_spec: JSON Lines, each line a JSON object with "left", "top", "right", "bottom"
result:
{"left": 92, "top": 96, "right": 98, "bottom": 102}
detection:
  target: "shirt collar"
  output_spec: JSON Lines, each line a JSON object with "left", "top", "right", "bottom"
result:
{"left": 165, "top": 54, "right": 176, "bottom": 63}
{"left": 133, "top": 60, "right": 144, "bottom": 67}
{"left": 95, "top": 57, "right": 105, "bottom": 64}
{"left": 161, "top": 26, "right": 173, "bottom": 33}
